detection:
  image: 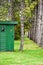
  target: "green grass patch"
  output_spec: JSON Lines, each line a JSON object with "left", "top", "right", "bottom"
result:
{"left": 0, "top": 38, "right": 43, "bottom": 65}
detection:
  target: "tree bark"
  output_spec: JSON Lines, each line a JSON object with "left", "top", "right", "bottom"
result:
{"left": 7, "top": 0, "right": 12, "bottom": 20}
{"left": 19, "top": 0, "right": 24, "bottom": 51}
{"left": 40, "top": 0, "right": 43, "bottom": 47}
{"left": 35, "top": 0, "right": 42, "bottom": 45}
{"left": 34, "top": 5, "right": 38, "bottom": 42}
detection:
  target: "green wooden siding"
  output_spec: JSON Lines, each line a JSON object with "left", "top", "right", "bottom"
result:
{"left": 0, "top": 25, "right": 14, "bottom": 51}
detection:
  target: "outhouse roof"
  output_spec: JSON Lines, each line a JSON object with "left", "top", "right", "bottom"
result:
{"left": 0, "top": 21, "right": 18, "bottom": 25}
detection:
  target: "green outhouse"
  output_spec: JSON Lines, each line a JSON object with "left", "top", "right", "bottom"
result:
{"left": 0, "top": 21, "right": 18, "bottom": 51}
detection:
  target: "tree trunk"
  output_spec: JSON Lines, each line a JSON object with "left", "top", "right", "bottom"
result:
{"left": 35, "top": 0, "right": 42, "bottom": 45}
{"left": 34, "top": 5, "right": 38, "bottom": 42}
{"left": 28, "top": 31, "right": 30, "bottom": 39}
{"left": 40, "top": 0, "right": 43, "bottom": 47}
{"left": 7, "top": 0, "right": 12, "bottom": 20}
{"left": 19, "top": 0, "right": 24, "bottom": 51}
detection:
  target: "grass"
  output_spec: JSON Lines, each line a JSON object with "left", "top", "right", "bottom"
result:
{"left": 0, "top": 38, "right": 43, "bottom": 65}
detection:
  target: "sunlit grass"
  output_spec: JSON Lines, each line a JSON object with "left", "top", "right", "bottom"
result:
{"left": 0, "top": 38, "right": 43, "bottom": 65}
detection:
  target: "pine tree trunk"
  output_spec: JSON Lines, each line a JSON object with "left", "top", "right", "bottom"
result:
{"left": 40, "top": 0, "right": 43, "bottom": 47}
{"left": 34, "top": 5, "right": 38, "bottom": 42}
{"left": 19, "top": 0, "right": 24, "bottom": 51}
{"left": 35, "top": 0, "right": 42, "bottom": 45}
{"left": 7, "top": 0, "right": 12, "bottom": 20}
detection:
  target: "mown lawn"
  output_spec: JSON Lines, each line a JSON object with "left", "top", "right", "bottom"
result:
{"left": 0, "top": 38, "right": 43, "bottom": 65}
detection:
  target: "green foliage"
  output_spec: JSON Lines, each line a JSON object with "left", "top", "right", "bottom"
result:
{"left": 23, "top": 1, "right": 37, "bottom": 18}
{"left": 0, "top": 6, "right": 8, "bottom": 20}
{"left": 0, "top": 0, "right": 38, "bottom": 39}
{"left": 14, "top": 0, "right": 38, "bottom": 39}
{"left": 15, "top": 24, "right": 21, "bottom": 40}
{"left": 0, "top": 0, "right": 12, "bottom": 20}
